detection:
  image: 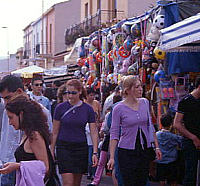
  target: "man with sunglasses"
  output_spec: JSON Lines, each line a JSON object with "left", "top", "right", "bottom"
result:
{"left": 0, "top": 75, "right": 52, "bottom": 186}
{"left": 27, "top": 77, "right": 51, "bottom": 111}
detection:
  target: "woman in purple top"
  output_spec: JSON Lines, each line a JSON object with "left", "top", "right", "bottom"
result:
{"left": 51, "top": 79, "right": 98, "bottom": 186}
{"left": 107, "top": 75, "right": 162, "bottom": 186}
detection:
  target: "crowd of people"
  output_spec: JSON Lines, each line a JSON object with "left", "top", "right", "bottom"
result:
{"left": 0, "top": 74, "right": 199, "bottom": 186}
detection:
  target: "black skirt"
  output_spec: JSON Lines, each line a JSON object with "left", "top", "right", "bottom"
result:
{"left": 56, "top": 140, "right": 88, "bottom": 174}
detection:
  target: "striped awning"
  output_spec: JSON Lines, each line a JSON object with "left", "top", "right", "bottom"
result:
{"left": 159, "top": 13, "right": 200, "bottom": 51}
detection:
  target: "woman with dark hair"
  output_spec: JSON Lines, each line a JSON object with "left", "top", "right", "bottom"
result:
{"left": 51, "top": 79, "right": 98, "bottom": 186}
{"left": 51, "top": 84, "right": 68, "bottom": 117}
{"left": 0, "top": 95, "right": 54, "bottom": 184}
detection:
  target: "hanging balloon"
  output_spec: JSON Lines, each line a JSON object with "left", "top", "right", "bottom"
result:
{"left": 84, "top": 57, "right": 90, "bottom": 68}
{"left": 92, "top": 50, "right": 98, "bottom": 59}
{"left": 107, "top": 33, "right": 113, "bottom": 44}
{"left": 153, "top": 47, "right": 166, "bottom": 60}
{"left": 119, "top": 58, "right": 130, "bottom": 74}
{"left": 77, "top": 58, "right": 85, "bottom": 67}
{"left": 123, "top": 36, "right": 133, "bottom": 51}
{"left": 74, "top": 70, "right": 81, "bottom": 77}
{"left": 85, "top": 71, "right": 90, "bottom": 80}
{"left": 107, "top": 50, "right": 114, "bottom": 61}
{"left": 118, "top": 46, "right": 131, "bottom": 58}
{"left": 91, "top": 37, "right": 100, "bottom": 48}
{"left": 121, "top": 23, "right": 132, "bottom": 35}
{"left": 113, "top": 48, "right": 118, "bottom": 58}
{"left": 84, "top": 40, "right": 90, "bottom": 50}
{"left": 81, "top": 66, "right": 88, "bottom": 75}
{"left": 131, "top": 45, "right": 140, "bottom": 57}
{"left": 96, "top": 52, "right": 102, "bottom": 63}
{"left": 128, "top": 62, "right": 138, "bottom": 75}
{"left": 107, "top": 74, "right": 114, "bottom": 84}
{"left": 87, "top": 75, "right": 95, "bottom": 85}
{"left": 154, "top": 70, "right": 166, "bottom": 83}
{"left": 113, "top": 74, "right": 118, "bottom": 84}
{"left": 131, "top": 23, "right": 141, "bottom": 38}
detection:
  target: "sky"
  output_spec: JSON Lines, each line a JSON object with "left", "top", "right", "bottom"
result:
{"left": 0, "top": 0, "right": 65, "bottom": 57}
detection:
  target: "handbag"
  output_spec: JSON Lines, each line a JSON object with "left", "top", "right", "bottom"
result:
{"left": 44, "top": 141, "right": 61, "bottom": 186}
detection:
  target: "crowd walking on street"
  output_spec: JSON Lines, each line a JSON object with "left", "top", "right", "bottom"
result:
{"left": 0, "top": 74, "right": 199, "bottom": 186}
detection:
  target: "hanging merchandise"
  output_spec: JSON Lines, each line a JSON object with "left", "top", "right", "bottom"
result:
{"left": 91, "top": 37, "right": 100, "bottom": 49}
{"left": 159, "top": 79, "right": 175, "bottom": 99}
{"left": 128, "top": 62, "right": 138, "bottom": 75}
{"left": 153, "top": 14, "right": 165, "bottom": 30}
{"left": 154, "top": 70, "right": 166, "bottom": 83}
{"left": 77, "top": 58, "right": 85, "bottom": 67}
{"left": 81, "top": 66, "right": 88, "bottom": 75}
{"left": 96, "top": 52, "right": 102, "bottom": 63}
{"left": 121, "top": 23, "right": 132, "bottom": 35}
{"left": 107, "top": 50, "right": 114, "bottom": 62}
{"left": 118, "top": 46, "right": 131, "bottom": 58}
{"left": 147, "top": 25, "right": 160, "bottom": 42}
{"left": 153, "top": 47, "right": 166, "bottom": 61}
{"left": 131, "top": 23, "right": 142, "bottom": 38}
{"left": 119, "top": 57, "right": 130, "bottom": 74}
{"left": 123, "top": 35, "right": 134, "bottom": 51}
{"left": 114, "top": 32, "right": 126, "bottom": 48}
{"left": 107, "top": 32, "right": 114, "bottom": 44}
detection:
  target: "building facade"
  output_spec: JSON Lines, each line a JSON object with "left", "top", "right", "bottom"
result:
{"left": 23, "top": 0, "right": 81, "bottom": 69}
{"left": 81, "top": 0, "right": 157, "bottom": 23}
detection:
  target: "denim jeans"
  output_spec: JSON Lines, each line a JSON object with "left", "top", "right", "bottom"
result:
{"left": 1, "top": 170, "right": 16, "bottom": 186}
{"left": 88, "top": 145, "right": 96, "bottom": 177}
{"left": 114, "top": 148, "right": 124, "bottom": 186}
{"left": 182, "top": 138, "right": 199, "bottom": 186}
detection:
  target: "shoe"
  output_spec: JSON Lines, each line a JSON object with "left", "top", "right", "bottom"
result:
{"left": 87, "top": 184, "right": 96, "bottom": 186}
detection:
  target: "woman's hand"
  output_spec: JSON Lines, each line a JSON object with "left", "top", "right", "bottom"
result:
{"left": 107, "top": 158, "right": 115, "bottom": 170}
{"left": 50, "top": 147, "right": 55, "bottom": 160}
{"left": 156, "top": 148, "right": 162, "bottom": 160}
{"left": 0, "top": 162, "right": 20, "bottom": 174}
{"left": 92, "top": 154, "right": 98, "bottom": 167}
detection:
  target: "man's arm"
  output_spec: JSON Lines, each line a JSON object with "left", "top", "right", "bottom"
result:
{"left": 174, "top": 112, "right": 200, "bottom": 148}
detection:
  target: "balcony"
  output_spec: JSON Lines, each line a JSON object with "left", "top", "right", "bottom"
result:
{"left": 65, "top": 9, "right": 125, "bottom": 46}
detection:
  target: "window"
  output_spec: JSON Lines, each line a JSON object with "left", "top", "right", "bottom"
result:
{"left": 85, "top": 3, "right": 88, "bottom": 18}
{"left": 97, "top": 0, "right": 101, "bottom": 11}
{"left": 112, "top": 0, "right": 117, "bottom": 19}
{"left": 50, "top": 24, "right": 52, "bottom": 53}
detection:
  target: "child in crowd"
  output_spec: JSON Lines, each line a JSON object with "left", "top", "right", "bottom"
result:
{"left": 156, "top": 114, "right": 182, "bottom": 186}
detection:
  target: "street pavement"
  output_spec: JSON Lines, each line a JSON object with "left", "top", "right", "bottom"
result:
{"left": 81, "top": 174, "right": 162, "bottom": 186}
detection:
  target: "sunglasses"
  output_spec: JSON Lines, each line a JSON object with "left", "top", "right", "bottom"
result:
{"left": 34, "top": 83, "right": 43, "bottom": 87}
{"left": 64, "top": 91, "right": 78, "bottom": 95}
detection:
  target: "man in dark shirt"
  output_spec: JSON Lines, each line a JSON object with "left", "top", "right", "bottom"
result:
{"left": 174, "top": 77, "right": 200, "bottom": 186}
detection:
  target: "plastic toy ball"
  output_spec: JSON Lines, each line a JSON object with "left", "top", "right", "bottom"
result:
{"left": 153, "top": 47, "right": 166, "bottom": 60}
{"left": 131, "top": 23, "right": 141, "bottom": 37}
{"left": 154, "top": 70, "right": 166, "bottom": 83}
{"left": 107, "top": 33, "right": 113, "bottom": 44}
{"left": 121, "top": 23, "right": 131, "bottom": 35}
{"left": 153, "top": 15, "right": 165, "bottom": 30}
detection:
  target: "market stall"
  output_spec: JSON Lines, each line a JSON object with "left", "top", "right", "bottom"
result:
{"left": 11, "top": 65, "right": 45, "bottom": 78}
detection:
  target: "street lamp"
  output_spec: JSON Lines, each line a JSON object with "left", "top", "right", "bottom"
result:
{"left": 1, "top": 27, "right": 9, "bottom": 72}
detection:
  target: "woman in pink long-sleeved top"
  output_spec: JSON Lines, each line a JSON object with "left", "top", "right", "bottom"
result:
{"left": 107, "top": 75, "right": 162, "bottom": 186}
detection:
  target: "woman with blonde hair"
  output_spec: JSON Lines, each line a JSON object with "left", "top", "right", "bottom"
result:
{"left": 51, "top": 79, "right": 98, "bottom": 186}
{"left": 107, "top": 75, "right": 162, "bottom": 186}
